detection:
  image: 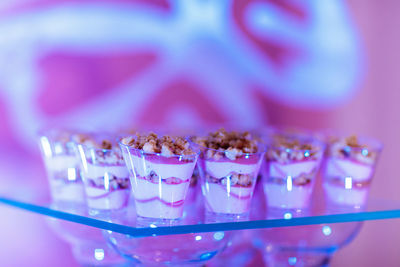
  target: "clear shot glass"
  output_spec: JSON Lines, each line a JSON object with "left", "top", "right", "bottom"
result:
{"left": 39, "top": 129, "right": 85, "bottom": 205}
{"left": 76, "top": 134, "right": 131, "bottom": 216}
{"left": 322, "top": 134, "right": 382, "bottom": 208}
{"left": 194, "top": 144, "right": 265, "bottom": 220}
{"left": 262, "top": 131, "right": 325, "bottom": 214}
{"left": 120, "top": 137, "right": 199, "bottom": 223}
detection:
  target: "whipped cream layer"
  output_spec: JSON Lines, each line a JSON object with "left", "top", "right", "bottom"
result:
{"left": 135, "top": 200, "right": 184, "bottom": 219}
{"left": 132, "top": 177, "right": 189, "bottom": 203}
{"left": 45, "top": 155, "right": 79, "bottom": 172}
{"left": 324, "top": 158, "right": 374, "bottom": 182}
{"left": 204, "top": 158, "right": 262, "bottom": 178}
{"left": 128, "top": 155, "right": 195, "bottom": 179}
{"left": 85, "top": 187, "right": 130, "bottom": 210}
{"left": 203, "top": 183, "right": 253, "bottom": 214}
{"left": 264, "top": 182, "right": 313, "bottom": 209}
{"left": 324, "top": 182, "right": 369, "bottom": 206}
{"left": 269, "top": 160, "right": 317, "bottom": 178}
{"left": 128, "top": 155, "right": 196, "bottom": 219}
{"left": 49, "top": 179, "right": 85, "bottom": 203}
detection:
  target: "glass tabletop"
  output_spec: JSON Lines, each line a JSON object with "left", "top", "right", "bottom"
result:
{"left": 1, "top": 185, "right": 399, "bottom": 238}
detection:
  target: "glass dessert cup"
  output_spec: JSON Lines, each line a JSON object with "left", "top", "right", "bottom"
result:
{"left": 39, "top": 129, "right": 85, "bottom": 205}
{"left": 254, "top": 181, "right": 365, "bottom": 267}
{"left": 119, "top": 142, "right": 199, "bottom": 225}
{"left": 195, "top": 146, "right": 265, "bottom": 221}
{"left": 256, "top": 222, "right": 362, "bottom": 267}
{"left": 104, "top": 230, "right": 230, "bottom": 266}
{"left": 77, "top": 136, "right": 131, "bottom": 217}
{"left": 262, "top": 132, "right": 325, "bottom": 217}
{"left": 322, "top": 135, "right": 383, "bottom": 209}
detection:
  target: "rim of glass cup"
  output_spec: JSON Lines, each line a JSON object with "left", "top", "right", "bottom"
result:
{"left": 118, "top": 135, "right": 201, "bottom": 159}
{"left": 188, "top": 136, "right": 267, "bottom": 157}
{"left": 260, "top": 128, "right": 325, "bottom": 154}
{"left": 73, "top": 132, "right": 126, "bottom": 154}
{"left": 321, "top": 130, "right": 384, "bottom": 153}
{"left": 38, "top": 128, "right": 79, "bottom": 144}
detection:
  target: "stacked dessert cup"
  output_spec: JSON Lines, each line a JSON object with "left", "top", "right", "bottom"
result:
{"left": 75, "top": 133, "right": 131, "bottom": 217}
{"left": 322, "top": 134, "right": 382, "bottom": 210}
{"left": 191, "top": 128, "right": 265, "bottom": 221}
{"left": 119, "top": 132, "right": 199, "bottom": 226}
{"left": 39, "top": 130, "right": 126, "bottom": 266}
{"left": 261, "top": 130, "right": 325, "bottom": 218}
{"left": 39, "top": 129, "right": 85, "bottom": 206}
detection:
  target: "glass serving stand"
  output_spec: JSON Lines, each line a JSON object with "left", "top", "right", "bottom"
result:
{"left": 1, "top": 182, "right": 400, "bottom": 267}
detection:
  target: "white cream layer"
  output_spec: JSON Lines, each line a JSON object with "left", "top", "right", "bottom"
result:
{"left": 45, "top": 155, "right": 78, "bottom": 172}
{"left": 269, "top": 160, "right": 317, "bottom": 178}
{"left": 264, "top": 183, "right": 313, "bottom": 209}
{"left": 203, "top": 183, "right": 253, "bottom": 214}
{"left": 205, "top": 160, "right": 262, "bottom": 178}
{"left": 323, "top": 182, "right": 369, "bottom": 206}
{"left": 132, "top": 178, "right": 189, "bottom": 203}
{"left": 135, "top": 201, "right": 183, "bottom": 219}
{"left": 85, "top": 163, "right": 129, "bottom": 179}
{"left": 128, "top": 155, "right": 196, "bottom": 179}
{"left": 85, "top": 187, "right": 129, "bottom": 210}
{"left": 325, "top": 158, "right": 373, "bottom": 182}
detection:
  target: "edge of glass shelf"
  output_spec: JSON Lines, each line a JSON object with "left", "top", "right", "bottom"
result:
{"left": 1, "top": 196, "right": 400, "bottom": 237}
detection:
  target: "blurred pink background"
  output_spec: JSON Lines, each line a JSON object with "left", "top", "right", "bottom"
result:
{"left": 0, "top": 0, "right": 399, "bottom": 266}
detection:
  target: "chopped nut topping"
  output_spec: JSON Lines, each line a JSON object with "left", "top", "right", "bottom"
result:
{"left": 73, "top": 134, "right": 117, "bottom": 150}
{"left": 193, "top": 128, "right": 258, "bottom": 160}
{"left": 267, "top": 134, "right": 321, "bottom": 163}
{"left": 88, "top": 175, "right": 130, "bottom": 190}
{"left": 266, "top": 172, "right": 314, "bottom": 186}
{"left": 205, "top": 172, "right": 254, "bottom": 187}
{"left": 327, "top": 135, "right": 377, "bottom": 164}
{"left": 73, "top": 134, "right": 124, "bottom": 164}
{"left": 121, "top": 133, "right": 194, "bottom": 157}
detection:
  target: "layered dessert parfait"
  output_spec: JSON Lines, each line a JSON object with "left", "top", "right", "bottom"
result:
{"left": 120, "top": 133, "right": 198, "bottom": 220}
{"left": 262, "top": 133, "right": 324, "bottom": 210}
{"left": 192, "top": 129, "right": 264, "bottom": 215}
{"left": 75, "top": 134, "right": 131, "bottom": 212}
{"left": 323, "top": 135, "right": 382, "bottom": 207}
{"left": 39, "top": 130, "right": 85, "bottom": 204}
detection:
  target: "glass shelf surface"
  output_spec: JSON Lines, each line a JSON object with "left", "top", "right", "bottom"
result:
{"left": 1, "top": 188, "right": 399, "bottom": 238}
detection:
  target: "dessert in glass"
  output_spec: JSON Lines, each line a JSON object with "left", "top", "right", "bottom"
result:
{"left": 192, "top": 129, "right": 265, "bottom": 219}
{"left": 39, "top": 129, "right": 85, "bottom": 205}
{"left": 119, "top": 133, "right": 198, "bottom": 222}
{"left": 75, "top": 134, "right": 131, "bottom": 215}
{"left": 262, "top": 132, "right": 325, "bottom": 212}
{"left": 322, "top": 135, "right": 382, "bottom": 208}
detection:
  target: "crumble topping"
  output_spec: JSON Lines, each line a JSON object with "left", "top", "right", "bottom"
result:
{"left": 192, "top": 128, "right": 259, "bottom": 160}
{"left": 206, "top": 172, "right": 254, "bottom": 187}
{"left": 121, "top": 133, "right": 194, "bottom": 157}
{"left": 190, "top": 167, "right": 199, "bottom": 187}
{"left": 52, "top": 130, "right": 73, "bottom": 144}
{"left": 326, "top": 176, "right": 371, "bottom": 188}
{"left": 73, "top": 134, "right": 124, "bottom": 165}
{"left": 327, "top": 135, "right": 377, "bottom": 165}
{"left": 266, "top": 172, "right": 313, "bottom": 186}
{"left": 87, "top": 175, "right": 130, "bottom": 190}
{"left": 267, "top": 134, "right": 321, "bottom": 163}
{"left": 141, "top": 170, "right": 186, "bottom": 184}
